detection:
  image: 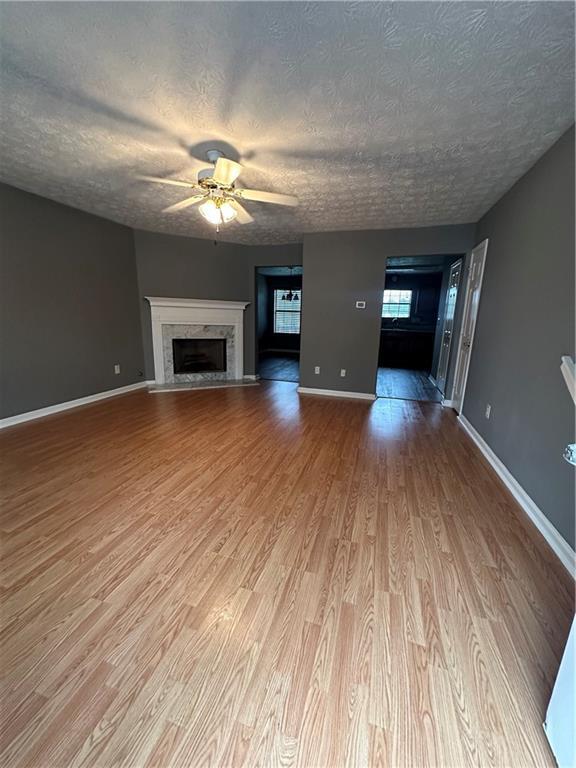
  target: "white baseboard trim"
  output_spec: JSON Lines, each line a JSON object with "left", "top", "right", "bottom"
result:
{"left": 244, "top": 374, "right": 260, "bottom": 381}
{"left": 458, "top": 415, "right": 575, "bottom": 577}
{"left": 0, "top": 381, "right": 151, "bottom": 429}
{"left": 297, "top": 386, "right": 376, "bottom": 401}
{"left": 428, "top": 374, "right": 438, "bottom": 387}
{"left": 442, "top": 399, "right": 458, "bottom": 408}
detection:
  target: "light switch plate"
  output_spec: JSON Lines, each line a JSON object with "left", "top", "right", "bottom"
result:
{"left": 114, "top": 364, "right": 121, "bottom": 375}
{"left": 355, "top": 301, "right": 366, "bottom": 309}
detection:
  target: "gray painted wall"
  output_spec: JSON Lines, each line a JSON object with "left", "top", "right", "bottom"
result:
{"left": 299, "top": 225, "right": 475, "bottom": 393}
{"left": 0, "top": 184, "right": 144, "bottom": 418}
{"left": 465, "top": 126, "right": 575, "bottom": 548}
{"left": 133, "top": 230, "right": 302, "bottom": 378}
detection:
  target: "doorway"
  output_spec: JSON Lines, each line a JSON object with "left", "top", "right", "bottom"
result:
{"left": 376, "top": 255, "right": 464, "bottom": 403}
{"left": 255, "top": 266, "right": 302, "bottom": 383}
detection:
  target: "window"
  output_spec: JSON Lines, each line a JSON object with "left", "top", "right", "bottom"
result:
{"left": 274, "top": 288, "right": 301, "bottom": 334}
{"left": 382, "top": 289, "right": 413, "bottom": 318}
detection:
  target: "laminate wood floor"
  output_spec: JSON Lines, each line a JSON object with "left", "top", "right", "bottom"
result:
{"left": 0, "top": 382, "right": 572, "bottom": 767}
{"left": 259, "top": 354, "right": 300, "bottom": 383}
{"left": 377, "top": 368, "right": 442, "bottom": 403}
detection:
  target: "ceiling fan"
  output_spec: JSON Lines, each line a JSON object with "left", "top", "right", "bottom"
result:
{"left": 137, "top": 149, "right": 298, "bottom": 229}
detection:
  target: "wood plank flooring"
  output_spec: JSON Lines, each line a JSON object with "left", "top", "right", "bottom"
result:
{"left": 258, "top": 354, "right": 300, "bottom": 383}
{"left": 0, "top": 381, "right": 572, "bottom": 767}
{"left": 376, "top": 368, "right": 442, "bottom": 403}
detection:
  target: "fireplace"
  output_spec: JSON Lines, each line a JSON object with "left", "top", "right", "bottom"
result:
{"left": 145, "top": 298, "right": 249, "bottom": 384}
{"left": 172, "top": 338, "right": 227, "bottom": 374}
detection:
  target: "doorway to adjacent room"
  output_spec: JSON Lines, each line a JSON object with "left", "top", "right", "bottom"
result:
{"left": 376, "top": 255, "right": 464, "bottom": 403}
{"left": 255, "top": 266, "right": 302, "bottom": 383}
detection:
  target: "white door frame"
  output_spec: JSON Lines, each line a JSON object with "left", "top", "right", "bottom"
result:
{"left": 435, "top": 258, "right": 463, "bottom": 395}
{"left": 450, "top": 239, "right": 489, "bottom": 413}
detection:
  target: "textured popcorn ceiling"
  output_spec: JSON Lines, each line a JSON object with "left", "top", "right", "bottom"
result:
{"left": 0, "top": 2, "right": 573, "bottom": 245}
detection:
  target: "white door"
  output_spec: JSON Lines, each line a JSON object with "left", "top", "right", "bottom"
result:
{"left": 452, "top": 239, "right": 489, "bottom": 413}
{"left": 436, "top": 259, "right": 462, "bottom": 394}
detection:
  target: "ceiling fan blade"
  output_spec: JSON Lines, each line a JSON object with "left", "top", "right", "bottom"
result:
{"left": 233, "top": 201, "right": 254, "bottom": 224}
{"left": 237, "top": 188, "right": 298, "bottom": 207}
{"left": 162, "top": 195, "right": 205, "bottom": 213}
{"left": 212, "top": 157, "right": 242, "bottom": 186}
{"left": 137, "top": 175, "right": 197, "bottom": 189}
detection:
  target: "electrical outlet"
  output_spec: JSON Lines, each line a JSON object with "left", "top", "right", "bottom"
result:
{"left": 114, "top": 364, "right": 121, "bottom": 375}
{"left": 485, "top": 404, "right": 491, "bottom": 419}
{"left": 314, "top": 366, "right": 320, "bottom": 375}
{"left": 340, "top": 368, "right": 346, "bottom": 377}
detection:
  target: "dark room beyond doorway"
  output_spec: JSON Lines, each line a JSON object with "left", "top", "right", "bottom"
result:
{"left": 256, "top": 266, "right": 302, "bottom": 383}
{"left": 377, "top": 255, "right": 462, "bottom": 403}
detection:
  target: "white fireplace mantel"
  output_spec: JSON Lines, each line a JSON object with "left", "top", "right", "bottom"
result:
{"left": 145, "top": 297, "right": 250, "bottom": 384}
{"left": 146, "top": 297, "right": 250, "bottom": 312}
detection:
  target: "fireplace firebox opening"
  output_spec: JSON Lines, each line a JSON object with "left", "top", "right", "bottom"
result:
{"left": 172, "top": 338, "right": 227, "bottom": 374}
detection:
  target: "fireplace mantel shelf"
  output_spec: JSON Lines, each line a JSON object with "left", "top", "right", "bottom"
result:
{"left": 145, "top": 297, "right": 249, "bottom": 311}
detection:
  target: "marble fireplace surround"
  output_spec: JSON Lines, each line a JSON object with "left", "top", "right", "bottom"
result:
{"left": 145, "top": 297, "right": 249, "bottom": 385}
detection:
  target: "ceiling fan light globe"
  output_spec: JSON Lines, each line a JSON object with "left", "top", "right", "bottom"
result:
{"left": 199, "top": 199, "right": 237, "bottom": 226}
{"left": 220, "top": 201, "right": 238, "bottom": 223}
{"left": 199, "top": 199, "right": 223, "bottom": 226}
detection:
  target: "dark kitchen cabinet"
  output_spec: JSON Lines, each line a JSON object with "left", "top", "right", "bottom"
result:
{"left": 378, "top": 329, "right": 435, "bottom": 370}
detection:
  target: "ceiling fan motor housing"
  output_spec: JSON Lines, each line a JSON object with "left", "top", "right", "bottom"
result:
{"left": 197, "top": 168, "right": 233, "bottom": 192}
